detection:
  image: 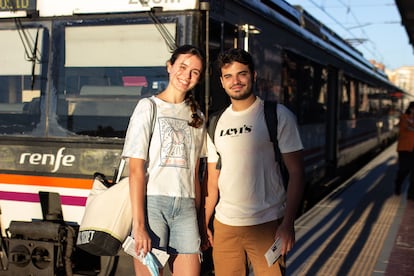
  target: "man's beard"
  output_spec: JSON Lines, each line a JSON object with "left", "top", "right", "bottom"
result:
{"left": 229, "top": 90, "right": 253, "bottom": 101}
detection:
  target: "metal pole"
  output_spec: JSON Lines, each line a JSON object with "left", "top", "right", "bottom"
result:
{"left": 200, "top": 1, "right": 210, "bottom": 119}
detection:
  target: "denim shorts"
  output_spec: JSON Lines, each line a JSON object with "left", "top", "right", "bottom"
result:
{"left": 146, "top": 195, "right": 200, "bottom": 255}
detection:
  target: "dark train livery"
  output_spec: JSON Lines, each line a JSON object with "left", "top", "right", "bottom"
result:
{"left": 0, "top": 0, "right": 405, "bottom": 274}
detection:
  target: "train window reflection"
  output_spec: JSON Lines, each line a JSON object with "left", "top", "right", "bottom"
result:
{"left": 339, "top": 76, "right": 357, "bottom": 120}
{"left": 0, "top": 29, "right": 42, "bottom": 135}
{"left": 56, "top": 23, "right": 175, "bottom": 137}
{"left": 283, "top": 52, "right": 327, "bottom": 125}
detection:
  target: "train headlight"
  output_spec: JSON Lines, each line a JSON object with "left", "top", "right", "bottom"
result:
{"left": 8, "top": 239, "right": 55, "bottom": 275}
{"left": 9, "top": 244, "right": 30, "bottom": 268}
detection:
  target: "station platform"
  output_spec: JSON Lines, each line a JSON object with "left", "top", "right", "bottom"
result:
{"left": 287, "top": 143, "right": 414, "bottom": 275}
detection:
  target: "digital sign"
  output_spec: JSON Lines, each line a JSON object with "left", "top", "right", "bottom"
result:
{"left": 0, "top": 0, "right": 36, "bottom": 12}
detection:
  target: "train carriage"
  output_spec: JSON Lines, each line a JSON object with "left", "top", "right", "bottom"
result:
{"left": 0, "top": 0, "right": 405, "bottom": 274}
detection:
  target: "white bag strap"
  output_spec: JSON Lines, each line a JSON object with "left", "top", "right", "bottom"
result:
{"left": 114, "top": 97, "right": 157, "bottom": 184}
{"left": 114, "top": 158, "right": 126, "bottom": 184}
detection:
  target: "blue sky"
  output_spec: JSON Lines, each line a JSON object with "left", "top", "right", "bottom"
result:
{"left": 284, "top": 0, "right": 414, "bottom": 70}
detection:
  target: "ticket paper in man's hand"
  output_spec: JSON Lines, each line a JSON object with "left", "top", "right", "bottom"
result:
{"left": 264, "top": 237, "right": 282, "bottom": 267}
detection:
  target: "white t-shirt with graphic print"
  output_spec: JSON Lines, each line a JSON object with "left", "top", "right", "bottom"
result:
{"left": 122, "top": 96, "right": 205, "bottom": 199}
{"left": 207, "top": 97, "right": 303, "bottom": 226}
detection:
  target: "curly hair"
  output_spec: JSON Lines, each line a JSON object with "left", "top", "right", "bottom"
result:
{"left": 216, "top": 48, "right": 255, "bottom": 75}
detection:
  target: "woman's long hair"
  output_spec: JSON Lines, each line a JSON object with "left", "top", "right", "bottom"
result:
{"left": 168, "top": 45, "right": 205, "bottom": 128}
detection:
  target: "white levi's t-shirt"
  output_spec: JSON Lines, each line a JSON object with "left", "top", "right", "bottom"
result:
{"left": 122, "top": 96, "right": 205, "bottom": 199}
{"left": 207, "top": 97, "right": 303, "bottom": 226}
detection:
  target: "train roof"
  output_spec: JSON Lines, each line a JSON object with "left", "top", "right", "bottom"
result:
{"left": 0, "top": 0, "right": 404, "bottom": 93}
{"left": 238, "top": 0, "right": 403, "bottom": 91}
{"left": 0, "top": 0, "right": 199, "bottom": 17}
{"left": 396, "top": 0, "right": 414, "bottom": 51}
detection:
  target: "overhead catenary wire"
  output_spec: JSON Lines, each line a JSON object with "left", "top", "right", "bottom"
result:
{"left": 298, "top": 0, "right": 400, "bottom": 67}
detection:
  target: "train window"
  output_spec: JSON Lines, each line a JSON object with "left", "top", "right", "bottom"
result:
{"left": 339, "top": 76, "right": 357, "bottom": 120}
{"left": 358, "top": 83, "right": 387, "bottom": 117}
{"left": 253, "top": 46, "right": 284, "bottom": 103}
{"left": 378, "top": 88, "right": 393, "bottom": 116}
{"left": 359, "top": 83, "right": 371, "bottom": 116}
{"left": 55, "top": 23, "right": 175, "bottom": 137}
{"left": 0, "top": 28, "right": 43, "bottom": 135}
{"left": 282, "top": 52, "right": 327, "bottom": 125}
{"left": 367, "top": 88, "right": 393, "bottom": 116}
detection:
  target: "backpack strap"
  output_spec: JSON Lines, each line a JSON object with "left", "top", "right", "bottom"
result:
{"left": 148, "top": 97, "right": 157, "bottom": 135}
{"left": 264, "top": 101, "right": 289, "bottom": 188}
{"left": 147, "top": 97, "right": 157, "bottom": 161}
{"left": 207, "top": 108, "right": 226, "bottom": 169}
{"left": 264, "top": 101, "right": 279, "bottom": 162}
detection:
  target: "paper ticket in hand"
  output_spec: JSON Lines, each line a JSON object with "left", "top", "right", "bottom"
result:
{"left": 264, "top": 238, "right": 282, "bottom": 267}
{"left": 122, "top": 236, "right": 170, "bottom": 267}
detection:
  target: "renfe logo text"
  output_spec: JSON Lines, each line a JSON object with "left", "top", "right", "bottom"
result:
{"left": 19, "top": 147, "right": 75, "bottom": 173}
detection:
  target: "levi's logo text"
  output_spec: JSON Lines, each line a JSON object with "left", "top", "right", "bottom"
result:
{"left": 219, "top": 125, "right": 252, "bottom": 137}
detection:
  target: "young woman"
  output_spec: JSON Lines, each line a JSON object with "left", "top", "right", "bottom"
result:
{"left": 122, "top": 45, "right": 206, "bottom": 276}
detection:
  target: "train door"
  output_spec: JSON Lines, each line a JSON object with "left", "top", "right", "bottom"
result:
{"left": 326, "top": 66, "right": 340, "bottom": 173}
{"left": 281, "top": 51, "right": 329, "bottom": 184}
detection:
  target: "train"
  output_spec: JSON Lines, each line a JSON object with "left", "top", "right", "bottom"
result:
{"left": 0, "top": 0, "right": 406, "bottom": 275}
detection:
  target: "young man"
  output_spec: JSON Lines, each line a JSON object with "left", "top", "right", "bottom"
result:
{"left": 204, "top": 48, "right": 305, "bottom": 276}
